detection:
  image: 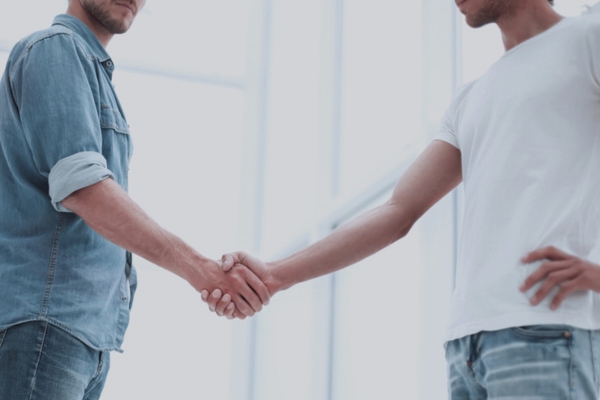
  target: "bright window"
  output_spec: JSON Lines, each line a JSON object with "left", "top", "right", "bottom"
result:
{"left": 260, "top": 0, "right": 322, "bottom": 256}
{"left": 330, "top": 193, "right": 422, "bottom": 400}
{"left": 339, "top": 0, "right": 423, "bottom": 197}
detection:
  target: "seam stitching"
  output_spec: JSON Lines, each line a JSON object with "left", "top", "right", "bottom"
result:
{"left": 27, "top": 322, "right": 49, "bottom": 400}
{"left": 40, "top": 213, "right": 63, "bottom": 316}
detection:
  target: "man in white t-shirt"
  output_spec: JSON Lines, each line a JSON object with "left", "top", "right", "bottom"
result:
{"left": 204, "top": 0, "right": 600, "bottom": 397}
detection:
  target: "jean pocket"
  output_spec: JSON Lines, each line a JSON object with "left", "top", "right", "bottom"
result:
{"left": 511, "top": 325, "right": 572, "bottom": 339}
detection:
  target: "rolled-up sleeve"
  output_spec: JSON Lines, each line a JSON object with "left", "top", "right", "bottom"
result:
{"left": 10, "top": 33, "right": 110, "bottom": 213}
{"left": 48, "top": 152, "right": 114, "bottom": 212}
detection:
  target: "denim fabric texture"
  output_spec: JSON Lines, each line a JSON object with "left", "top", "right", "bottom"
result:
{"left": 0, "top": 321, "right": 110, "bottom": 400}
{"left": 446, "top": 325, "right": 600, "bottom": 399}
{"left": 0, "top": 14, "right": 137, "bottom": 351}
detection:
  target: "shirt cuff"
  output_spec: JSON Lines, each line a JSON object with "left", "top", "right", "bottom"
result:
{"left": 48, "top": 151, "right": 114, "bottom": 213}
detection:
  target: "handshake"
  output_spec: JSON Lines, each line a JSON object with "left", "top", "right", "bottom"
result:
{"left": 194, "top": 252, "right": 278, "bottom": 320}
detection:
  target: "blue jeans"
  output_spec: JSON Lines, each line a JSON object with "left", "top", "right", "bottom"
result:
{"left": 0, "top": 321, "right": 110, "bottom": 400}
{"left": 446, "top": 325, "right": 600, "bottom": 399}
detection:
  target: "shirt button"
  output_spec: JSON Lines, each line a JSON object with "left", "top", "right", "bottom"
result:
{"left": 106, "top": 60, "right": 113, "bottom": 67}
{"left": 564, "top": 331, "right": 571, "bottom": 338}
{"left": 122, "top": 297, "right": 128, "bottom": 302}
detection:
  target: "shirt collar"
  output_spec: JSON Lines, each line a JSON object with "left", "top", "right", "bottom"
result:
{"left": 52, "top": 14, "right": 112, "bottom": 64}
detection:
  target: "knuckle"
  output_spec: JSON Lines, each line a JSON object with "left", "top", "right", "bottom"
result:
{"left": 231, "top": 273, "right": 244, "bottom": 285}
{"left": 558, "top": 284, "right": 570, "bottom": 294}
{"left": 538, "top": 285, "right": 549, "bottom": 295}
{"left": 540, "top": 264, "right": 551, "bottom": 273}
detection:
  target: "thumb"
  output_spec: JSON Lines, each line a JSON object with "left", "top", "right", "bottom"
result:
{"left": 221, "top": 253, "right": 236, "bottom": 272}
{"left": 237, "top": 252, "right": 268, "bottom": 279}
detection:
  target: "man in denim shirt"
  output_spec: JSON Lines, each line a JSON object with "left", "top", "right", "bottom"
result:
{"left": 0, "top": 1, "right": 270, "bottom": 398}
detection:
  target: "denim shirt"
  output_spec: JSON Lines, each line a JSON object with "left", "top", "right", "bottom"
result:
{"left": 0, "top": 14, "right": 136, "bottom": 352}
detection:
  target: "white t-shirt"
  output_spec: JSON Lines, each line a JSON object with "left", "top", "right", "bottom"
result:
{"left": 437, "top": 15, "right": 600, "bottom": 342}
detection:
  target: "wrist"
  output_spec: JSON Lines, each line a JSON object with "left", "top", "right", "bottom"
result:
{"left": 265, "top": 260, "right": 294, "bottom": 295}
{"left": 166, "top": 243, "right": 213, "bottom": 285}
{"left": 183, "top": 255, "right": 212, "bottom": 283}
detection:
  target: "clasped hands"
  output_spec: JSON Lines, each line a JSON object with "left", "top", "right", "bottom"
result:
{"left": 199, "top": 252, "right": 274, "bottom": 320}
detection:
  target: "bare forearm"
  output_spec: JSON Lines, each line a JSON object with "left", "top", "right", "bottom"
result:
{"left": 268, "top": 201, "right": 412, "bottom": 293}
{"left": 61, "top": 178, "right": 208, "bottom": 281}
{"left": 266, "top": 140, "right": 462, "bottom": 295}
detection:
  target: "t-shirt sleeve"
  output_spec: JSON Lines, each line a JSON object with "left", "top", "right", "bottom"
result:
{"left": 10, "top": 33, "right": 113, "bottom": 212}
{"left": 435, "top": 106, "right": 459, "bottom": 149}
{"left": 434, "top": 81, "right": 477, "bottom": 149}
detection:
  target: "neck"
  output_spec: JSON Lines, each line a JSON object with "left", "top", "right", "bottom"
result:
{"left": 66, "top": 1, "right": 113, "bottom": 47}
{"left": 497, "top": 1, "right": 563, "bottom": 51}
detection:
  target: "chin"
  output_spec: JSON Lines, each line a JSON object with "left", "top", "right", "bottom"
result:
{"left": 465, "top": 16, "right": 493, "bottom": 29}
{"left": 108, "top": 19, "right": 133, "bottom": 34}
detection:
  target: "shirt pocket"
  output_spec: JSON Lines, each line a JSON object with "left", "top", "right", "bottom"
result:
{"left": 100, "top": 104, "right": 130, "bottom": 135}
{"left": 99, "top": 104, "right": 133, "bottom": 188}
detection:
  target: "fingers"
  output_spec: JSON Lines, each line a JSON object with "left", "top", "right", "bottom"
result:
{"left": 527, "top": 267, "right": 579, "bottom": 306}
{"left": 520, "top": 257, "right": 597, "bottom": 310}
{"left": 221, "top": 253, "right": 236, "bottom": 272}
{"left": 208, "top": 290, "right": 236, "bottom": 317}
{"left": 204, "top": 252, "right": 272, "bottom": 318}
{"left": 226, "top": 266, "right": 264, "bottom": 313}
{"left": 224, "top": 303, "right": 236, "bottom": 319}
{"left": 241, "top": 267, "right": 271, "bottom": 306}
{"left": 202, "top": 289, "right": 239, "bottom": 319}
{"left": 237, "top": 282, "right": 264, "bottom": 313}
{"left": 215, "top": 293, "right": 232, "bottom": 316}
{"left": 233, "top": 294, "right": 256, "bottom": 317}
{"left": 233, "top": 308, "right": 246, "bottom": 320}
{"left": 551, "top": 278, "right": 583, "bottom": 310}
{"left": 522, "top": 246, "right": 574, "bottom": 263}
{"left": 520, "top": 260, "right": 573, "bottom": 292}
{"left": 207, "top": 289, "right": 222, "bottom": 312}
{"left": 237, "top": 252, "right": 268, "bottom": 278}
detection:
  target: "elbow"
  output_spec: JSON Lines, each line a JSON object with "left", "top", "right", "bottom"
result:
{"left": 398, "top": 220, "right": 414, "bottom": 241}
{"left": 60, "top": 186, "right": 91, "bottom": 214}
{"left": 392, "top": 219, "right": 414, "bottom": 244}
{"left": 59, "top": 178, "right": 112, "bottom": 215}
{"left": 386, "top": 201, "right": 417, "bottom": 244}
